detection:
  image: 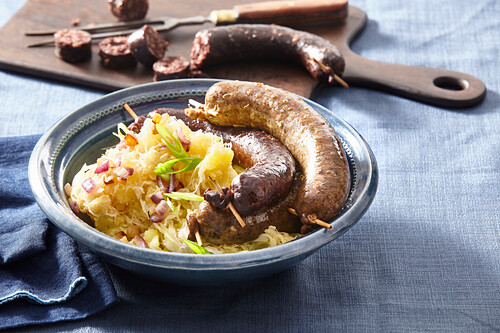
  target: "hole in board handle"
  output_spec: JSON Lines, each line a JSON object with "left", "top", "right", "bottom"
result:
{"left": 433, "top": 76, "right": 470, "bottom": 91}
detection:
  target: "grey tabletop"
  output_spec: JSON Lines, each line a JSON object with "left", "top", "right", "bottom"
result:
{"left": 1, "top": 0, "right": 499, "bottom": 332}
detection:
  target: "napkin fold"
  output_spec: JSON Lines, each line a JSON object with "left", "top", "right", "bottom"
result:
{"left": 0, "top": 134, "right": 118, "bottom": 330}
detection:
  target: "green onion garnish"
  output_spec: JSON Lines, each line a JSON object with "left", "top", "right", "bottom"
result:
{"left": 156, "top": 123, "right": 188, "bottom": 159}
{"left": 183, "top": 239, "right": 211, "bottom": 254}
{"left": 113, "top": 122, "right": 129, "bottom": 140}
{"left": 165, "top": 197, "right": 177, "bottom": 212}
{"left": 154, "top": 157, "right": 203, "bottom": 176}
{"left": 163, "top": 192, "right": 204, "bottom": 202}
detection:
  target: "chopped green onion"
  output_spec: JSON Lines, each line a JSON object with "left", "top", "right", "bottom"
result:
{"left": 113, "top": 123, "right": 129, "bottom": 140}
{"left": 156, "top": 124, "right": 188, "bottom": 159}
{"left": 165, "top": 197, "right": 177, "bottom": 212}
{"left": 158, "top": 173, "right": 171, "bottom": 182}
{"left": 183, "top": 239, "right": 211, "bottom": 254}
{"left": 164, "top": 192, "right": 204, "bottom": 202}
{"left": 154, "top": 157, "right": 203, "bottom": 176}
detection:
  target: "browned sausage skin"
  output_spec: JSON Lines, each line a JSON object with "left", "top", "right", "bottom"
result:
{"left": 108, "top": 0, "right": 149, "bottom": 22}
{"left": 185, "top": 81, "right": 351, "bottom": 228}
{"left": 190, "top": 24, "right": 345, "bottom": 84}
{"left": 131, "top": 108, "right": 296, "bottom": 216}
{"left": 192, "top": 175, "right": 302, "bottom": 245}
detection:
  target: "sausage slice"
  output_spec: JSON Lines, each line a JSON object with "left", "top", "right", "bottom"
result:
{"left": 54, "top": 29, "right": 91, "bottom": 63}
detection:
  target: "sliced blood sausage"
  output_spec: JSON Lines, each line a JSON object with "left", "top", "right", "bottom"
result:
{"left": 98, "top": 36, "right": 137, "bottom": 69}
{"left": 53, "top": 29, "right": 91, "bottom": 63}
{"left": 108, "top": 0, "right": 149, "bottom": 22}
{"left": 128, "top": 25, "right": 168, "bottom": 67}
{"left": 186, "top": 81, "right": 351, "bottom": 228}
{"left": 190, "top": 24, "right": 345, "bottom": 84}
{"left": 153, "top": 56, "right": 190, "bottom": 81}
{"left": 129, "top": 107, "right": 296, "bottom": 216}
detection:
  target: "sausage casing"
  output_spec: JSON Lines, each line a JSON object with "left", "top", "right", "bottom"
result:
{"left": 193, "top": 175, "right": 302, "bottom": 245}
{"left": 190, "top": 24, "right": 345, "bottom": 84}
{"left": 186, "top": 81, "right": 351, "bottom": 227}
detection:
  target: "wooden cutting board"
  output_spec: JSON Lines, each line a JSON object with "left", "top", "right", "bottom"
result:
{"left": 0, "top": 0, "right": 351, "bottom": 97}
{"left": 0, "top": 0, "right": 486, "bottom": 106}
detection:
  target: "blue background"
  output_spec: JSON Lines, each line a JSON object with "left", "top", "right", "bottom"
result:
{"left": 1, "top": 0, "right": 499, "bottom": 331}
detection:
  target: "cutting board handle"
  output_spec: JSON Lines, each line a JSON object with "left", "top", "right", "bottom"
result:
{"left": 343, "top": 51, "right": 486, "bottom": 108}
{"left": 337, "top": 6, "right": 486, "bottom": 108}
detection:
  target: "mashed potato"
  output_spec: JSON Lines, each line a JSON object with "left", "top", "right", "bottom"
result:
{"left": 68, "top": 113, "right": 299, "bottom": 254}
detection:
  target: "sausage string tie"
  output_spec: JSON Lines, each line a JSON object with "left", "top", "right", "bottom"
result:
{"left": 312, "top": 58, "right": 349, "bottom": 89}
{"left": 210, "top": 177, "right": 246, "bottom": 228}
{"left": 287, "top": 208, "right": 333, "bottom": 230}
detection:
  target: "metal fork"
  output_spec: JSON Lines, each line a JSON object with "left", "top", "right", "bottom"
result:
{"left": 26, "top": 15, "right": 211, "bottom": 47}
{"left": 25, "top": 0, "right": 349, "bottom": 47}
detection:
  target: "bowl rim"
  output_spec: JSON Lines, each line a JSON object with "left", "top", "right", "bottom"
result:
{"left": 29, "top": 78, "right": 378, "bottom": 271}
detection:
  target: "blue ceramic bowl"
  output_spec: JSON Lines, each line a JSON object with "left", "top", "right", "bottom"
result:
{"left": 29, "top": 79, "right": 378, "bottom": 286}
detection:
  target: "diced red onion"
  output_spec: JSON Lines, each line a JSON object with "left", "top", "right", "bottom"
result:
{"left": 176, "top": 127, "right": 190, "bottom": 151}
{"left": 156, "top": 175, "right": 168, "bottom": 192}
{"left": 149, "top": 200, "right": 169, "bottom": 223}
{"left": 169, "top": 173, "right": 177, "bottom": 193}
{"left": 94, "top": 160, "right": 110, "bottom": 174}
{"left": 133, "top": 235, "right": 148, "bottom": 248}
{"left": 156, "top": 199, "right": 169, "bottom": 214}
{"left": 151, "top": 192, "right": 164, "bottom": 204}
{"left": 69, "top": 200, "right": 80, "bottom": 214}
{"left": 114, "top": 154, "right": 122, "bottom": 167}
{"left": 116, "top": 167, "right": 133, "bottom": 180}
{"left": 82, "top": 177, "right": 97, "bottom": 193}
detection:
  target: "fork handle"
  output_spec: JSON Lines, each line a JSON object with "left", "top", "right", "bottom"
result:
{"left": 213, "top": 0, "right": 348, "bottom": 25}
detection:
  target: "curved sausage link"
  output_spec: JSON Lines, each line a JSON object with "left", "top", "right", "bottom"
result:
{"left": 185, "top": 81, "right": 351, "bottom": 226}
{"left": 190, "top": 24, "right": 345, "bottom": 84}
{"left": 129, "top": 107, "right": 296, "bottom": 215}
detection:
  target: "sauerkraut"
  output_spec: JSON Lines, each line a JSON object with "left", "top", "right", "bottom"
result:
{"left": 68, "top": 112, "right": 299, "bottom": 254}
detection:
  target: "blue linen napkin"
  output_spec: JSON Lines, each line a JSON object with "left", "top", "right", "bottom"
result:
{"left": 0, "top": 134, "right": 119, "bottom": 330}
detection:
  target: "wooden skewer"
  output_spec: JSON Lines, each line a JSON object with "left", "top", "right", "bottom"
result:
{"left": 210, "top": 177, "right": 246, "bottom": 228}
{"left": 123, "top": 103, "right": 139, "bottom": 119}
{"left": 287, "top": 208, "right": 333, "bottom": 230}
{"left": 195, "top": 230, "right": 203, "bottom": 246}
{"left": 188, "top": 99, "right": 204, "bottom": 109}
{"left": 312, "top": 58, "right": 349, "bottom": 89}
